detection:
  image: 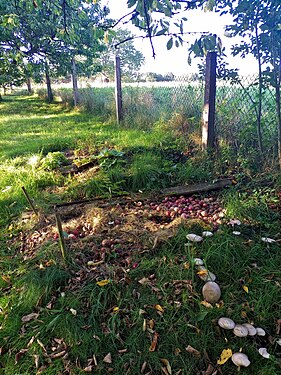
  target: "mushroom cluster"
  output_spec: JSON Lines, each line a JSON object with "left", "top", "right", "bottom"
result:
{"left": 190, "top": 253, "right": 221, "bottom": 304}
{"left": 218, "top": 317, "right": 266, "bottom": 337}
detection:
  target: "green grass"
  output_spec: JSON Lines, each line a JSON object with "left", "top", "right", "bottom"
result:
{"left": 0, "top": 94, "right": 280, "bottom": 374}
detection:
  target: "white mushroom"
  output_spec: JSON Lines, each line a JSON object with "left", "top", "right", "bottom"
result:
{"left": 202, "top": 282, "right": 221, "bottom": 304}
{"left": 193, "top": 258, "right": 204, "bottom": 266}
{"left": 256, "top": 327, "right": 266, "bottom": 336}
{"left": 242, "top": 323, "right": 257, "bottom": 336}
{"left": 218, "top": 317, "right": 236, "bottom": 330}
{"left": 233, "top": 324, "right": 248, "bottom": 337}
{"left": 202, "top": 231, "right": 213, "bottom": 237}
{"left": 186, "top": 234, "right": 203, "bottom": 242}
{"left": 258, "top": 348, "right": 270, "bottom": 359}
{"left": 231, "top": 353, "right": 251, "bottom": 367}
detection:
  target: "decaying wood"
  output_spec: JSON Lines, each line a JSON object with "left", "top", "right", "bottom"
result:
{"left": 161, "top": 179, "right": 233, "bottom": 197}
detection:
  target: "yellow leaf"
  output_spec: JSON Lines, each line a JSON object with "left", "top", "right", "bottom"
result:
{"left": 197, "top": 269, "right": 208, "bottom": 276}
{"left": 242, "top": 285, "right": 249, "bottom": 293}
{"left": 183, "top": 262, "right": 190, "bottom": 269}
{"left": 155, "top": 304, "right": 164, "bottom": 313}
{"left": 96, "top": 279, "right": 110, "bottom": 286}
{"left": 112, "top": 307, "right": 119, "bottom": 313}
{"left": 200, "top": 301, "right": 213, "bottom": 308}
{"left": 217, "top": 348, "right": 233, "bottom": 365}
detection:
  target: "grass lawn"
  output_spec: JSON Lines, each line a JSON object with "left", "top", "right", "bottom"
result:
{"left": 0, "top": 94, "right": 280, "bottom": 375}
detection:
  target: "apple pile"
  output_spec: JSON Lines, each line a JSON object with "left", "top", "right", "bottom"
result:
{"left": 148, "top": 195, "right": 225, "bottom": 226}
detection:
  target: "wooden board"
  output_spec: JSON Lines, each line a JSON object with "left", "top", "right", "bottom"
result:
{"left": 160, "top": 179, "right": 233, "bottom": 197}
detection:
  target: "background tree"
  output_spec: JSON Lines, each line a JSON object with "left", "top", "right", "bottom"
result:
{"left": 96, "top": 28, "right": 145, "bottom": 82}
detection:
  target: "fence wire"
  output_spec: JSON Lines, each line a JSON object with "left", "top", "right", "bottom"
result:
{"left": 119, "top": 74, "right": 278, "bottom": 150}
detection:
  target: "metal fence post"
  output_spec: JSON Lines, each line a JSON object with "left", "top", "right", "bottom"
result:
{"left": 202, "top": 52, "right": 217, "bottom": 149}
{"left": 115, "top": 55, "right": 123, "bottom": 123}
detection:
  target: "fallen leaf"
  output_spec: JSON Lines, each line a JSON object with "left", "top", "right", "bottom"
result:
{"left": 141, "top": 361, "right": 147, "bottom": 373}
{"left": 34, "top": 354, "right": 40, "bottom": 369}
{"left": 49, "top": 350, "right": 66, "bottom": 359}
{"left": 217, "top": 348, "right": 232, "bottom": 365}
{"left": 242, "top": 285, "right": 249, "bottom": 293}
{"left": 160, "top": 358, "right": 172, "bottom": 374}
{"left": 149, "top": 332, "right": 159, "bottom": 352}
{"left": 87, "top": 260, "right": 104, "bottom": 267}
{"left": 84, "top": 365, "right": 94, "bottom": 372}
{"left": 103, "top": 353, "right": 112, "bottom": 363}
{"left": 15, "top": 349, "right": 28, "bottom": 364}
{"left": 155, "top": 304, "right": 164, "bottom": 313}
{"left": 27, "top": 336, "right": 35, "bottom": 347}
{"left": 200, "top": 301, "right": 213, "bottom": 309}
{"left": 138, "top": 277, "right": 150, "bottom": 285}
{"left": 183, "top": 262, "right": 190, "bottom": 269}
{"left": 229, "top": 219, "right": 241, "bottom": 226}
{"left": 186, "top": 345, "right": 201, "bottom": 358}
{"left": 112, "top": 307, "right": 119, "bottom": 313}
{"left": 174, "top": 348, "right": 181, "bottom": 355}
{"left": 21, "top": 312, "right": 39, "bottom": 322}
{"left": 96, "top": 279, "right": 110, "bottom": 286}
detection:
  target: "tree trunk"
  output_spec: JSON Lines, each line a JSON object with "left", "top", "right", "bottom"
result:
{"left": 26, "top": 77, "right": 32, "bottom": 95}
{"left": 45, "top": 63, "right": 53, "bottom": 103}
{"left": 71, "top": 57, "right": 79, "bottom": 106}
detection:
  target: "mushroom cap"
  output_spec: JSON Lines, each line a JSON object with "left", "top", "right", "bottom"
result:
{"left": 202, "top": 231, "right": 213, "bottom": 237}
{"left": 193, "top": 258, "right": 204, "bottom": 266}
{"left": 202, "top": 281, "right": 221, "bottom": 303}
{"left": 242, "top": 323, "right": 257, "bottom": 336}
{"left": 233, "top": 324, "right": 248, "bottom": 337}
{"left": 218, "top": 317, "right": 236, "bottom": 330}
{"left": 186, "top": 234, "right": 203, "bottom": 242}
{"left": 231, "top": 353, "right": 251, "bottom": 367}
{"left": 256, "top": 327, "right": 266, "bottom": 336}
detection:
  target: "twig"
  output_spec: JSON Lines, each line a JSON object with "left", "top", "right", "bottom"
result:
{"left": 55, "top": 212, "right": 67, "bottom": 260}
{"left": 21, "top": 186, "right": 38, "bottom": 216}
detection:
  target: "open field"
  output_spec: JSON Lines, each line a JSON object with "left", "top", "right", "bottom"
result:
{"left": 0, "top": 94, "right": 280, "bottom": 375}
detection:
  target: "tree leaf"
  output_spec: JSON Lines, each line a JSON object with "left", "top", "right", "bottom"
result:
{"left": 96, "top": 279, "right": 110, "bottom": 286}
{"left": 217, "top": 348, "right": 232, "bottom": 365}
{"left": 167, "top": 38, "right": 173, "bottom": 50}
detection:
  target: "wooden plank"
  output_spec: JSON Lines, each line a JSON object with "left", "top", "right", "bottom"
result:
{"left": 160, "top": 179, "right": 233, "bottom": 197}
{"left": 202, "top": 51, "right": 217, "bottom": 149}
{"left": 115, "top": 55, "right": 123, "bottom": 123}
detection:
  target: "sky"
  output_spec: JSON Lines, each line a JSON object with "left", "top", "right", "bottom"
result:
{"left": 102, "top": 0, "right": 258, "bottom": 76}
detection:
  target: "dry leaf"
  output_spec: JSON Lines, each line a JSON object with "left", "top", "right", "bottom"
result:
{"left": 149, "top": 332, "right": 159, "bottom": 352}
{"left": 217, "top": 348, "right": 232, "bottom": 365}
{"left": 112, "top": 307, "right": 119, "bottom": 314}
{"left": 34, "top": 354, "right": 40, "bottom": 369}
{"left": 96, "top": 279, "right": 110, "bottom": 286}
{"left": 200, "top": 301, "right": 213, "bottom": 309}
{"left": 155, "top": 304, "right": 164, "bottom": 313}
{"left": 84, "top": 365, "right": 94, "bottom": 372}
{"left": 103, "top": 353, "right": 112, "bottom": 364}
{"left": 27, "top": 336, "right": 35, "bottom": 347}
{"left": 186, "top": 345, "right": 201, "bottom": 358}
{"left": 141, "top": 361, "right": 147, "bottom": 373}
{"left": 21, "top": 312, "right": 39, "bottom": 322}
{"left": 160, "top": 358, "right": 172, "bottom": 374}
{"left": 242, "top": 285, "right": 249, "bottom": 293}
{"left": 15, "top": 349, "right": 28, "bottom": 364}
{"left": 36, "top": 339, "right": 47, "bottom": 352}
{"left": 138, "top": 277, "right": 150, "bottom": 285}
{"left": 183, "top": 262, "right": 190, "bottom": 269}
{"left": 87, "top": 260, "right": 104, "bottom": 267}
{"left": 197, "top": 269, "right": 208, "bottom": 277}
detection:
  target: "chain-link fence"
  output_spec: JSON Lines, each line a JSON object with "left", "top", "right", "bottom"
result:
{"left": 119, "top": 74, "right": 278, "bottom": 150}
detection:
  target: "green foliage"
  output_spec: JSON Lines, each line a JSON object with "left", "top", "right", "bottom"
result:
{"left": 41, "top": 152, "right": 69, "bottom": 171}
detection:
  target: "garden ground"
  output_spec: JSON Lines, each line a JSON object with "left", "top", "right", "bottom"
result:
{"left": 0, "top": 94, "right": 280, "bottom": 375}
